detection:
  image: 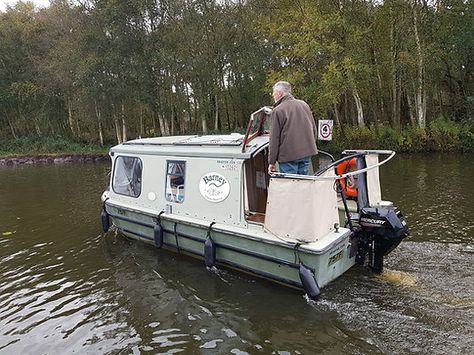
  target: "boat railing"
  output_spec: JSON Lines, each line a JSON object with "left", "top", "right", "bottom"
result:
{"left": 270, "top": 150, "right": 395, "bottom": 181}
{"left": 269, "top": 150, "right": 395, "bottom": 232}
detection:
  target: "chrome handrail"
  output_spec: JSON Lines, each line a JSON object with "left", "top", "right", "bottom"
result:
{"left": 271, "top": 150, "right": 396, "bottom": 181}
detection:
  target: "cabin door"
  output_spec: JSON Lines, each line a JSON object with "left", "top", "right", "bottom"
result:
{"left": 245, "top": 150, "right": 269, "bottom": 220}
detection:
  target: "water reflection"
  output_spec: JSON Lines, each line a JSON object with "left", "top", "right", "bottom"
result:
{"left": 0, "top": 156, "right": 473, "bottom": 354}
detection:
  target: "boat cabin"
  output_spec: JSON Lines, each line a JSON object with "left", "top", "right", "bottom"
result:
{"left": 107, "top": 105, "right": 343, "bottom": 244}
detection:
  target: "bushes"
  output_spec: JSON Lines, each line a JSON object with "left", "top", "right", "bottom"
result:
{"left": 427, "top": 118, "right": 461, "bottom": 151}
{"left": 0, "top": 118, "right": 472, "bottom": 157}
{"left": 0, "top": 136, "right": 107, "bottom": 156}
{"left": 318, "top": 118, "right": 473, "bottom": 154}
{"left": 398, "top": 126, "right": 429, "bottom": 152}
{"left": 458, "top": 128, "right": 474, "bottom": 152}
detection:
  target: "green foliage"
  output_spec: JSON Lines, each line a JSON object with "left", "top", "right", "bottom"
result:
{"left": 318, "top": 119, "right": 473, "bottom": 154}
{"left": 399, "top": 126, "right": 429, "bottom": 153}
{"left": 458, "top": 129, "right": 474, "bottom": 152}
{"left": 342, "top": 126, "right": 377, "bottom": 149}
{"left": 426, "top": 117, "right": 461, "bottom": 151}
{"left": 375, "top": 125, "right": 399, "bottom": 150}
{"left": 0, "top": 0, "right": 472, "bottom": 149}
{"left": 0, "top": 136, "right": 108, "bottom": 156}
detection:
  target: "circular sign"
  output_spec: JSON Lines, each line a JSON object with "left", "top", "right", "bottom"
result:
{"left": 320, "top": 123, "right": 331, "bottom": 138}
{"left": 199, "top": 172, "right": 230, "bottom": 202}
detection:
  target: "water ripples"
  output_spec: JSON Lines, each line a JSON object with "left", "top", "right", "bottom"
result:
{"left": 382, "top": 154, "right": 474, "bottom": 243}
{"left": 1, "top": 157, "right": 473, "bottom": 353}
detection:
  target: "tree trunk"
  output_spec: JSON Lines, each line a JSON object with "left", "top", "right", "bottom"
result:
{"left": 139, "top": 105, "right": 144, "bottom": 138}
{"left": 221, "top": 76, "right": 231, "bottom": 131}
{"left": 406, "top": 92, "right": 416, "bottom": 125}
{"left": 224, "top": 91, "right": 231, "bottom": 131}
{"left": 202, "top": 115, "right": 208, "bottom": 134}
{"left": 214, "top": 94, "right": 219, "bottom": 131}
{"left": 157, "top": 112, "right": 165, "bottom": 136}
{"left": 193, "top": 96, "right": 200, "bottom": 132}
{"left": 396, "top": 76, "right": 402, "bottom": 129}
{"left": 121, "top": 102, "right": 127, "bottom": 142}
{"left": 344, "top": 92, "right": 353, "bottom": 125}
{"left": 412, "top": 1, "right": 426, "bottom": 128}
{"left": 370, "top": 43, "right": 385, "bottom": 123}
{"left": 67, "top": 97, "right": 75, "bottom": 136}
{"left": 114, "top": 117, "right": 122, "bottom": 144}
{"left": 112, "top": 104, "right": 122, "bottom": 144}
{"left": 35, "top": 121, "right": 41, "bottom": 135}
{"left": 21, "top": 105, "right": 41, "bottom": 135}
{"left": 226, "top": 84, "right": 239, "bottom": 130}
{"left": 199, "top": 94, "right": 207, "bottom": 133}
{"left": 184, "top": 84, "right": 193, "bottom": 132}
{"left": 333, "top": 103, "right": 341, "bottom": 127}
{"left": 390, "top": 22, "right": 401, "bottom": 131}
{"left": 375, "top": 59, "right": 385, "bottom": 122}
{"left": 170, "top": 106, "right": 175, "bottom": 135}
{"left": 75, "top": 116, "right": 81, "bottom": 138}
{"left": 94, "top": 99, "right": 104, "bottom": 146}
{"left": 152, "top": 110, "right": 158, "bottom": 136}
{"left": 164, "top": 116, "right": 170, "bottom": 136}
{"left": 7, "top": 117, "right": 17, "bottom": 139}
{"left": 352, "top": 89, "right": 364, "bottom": 126}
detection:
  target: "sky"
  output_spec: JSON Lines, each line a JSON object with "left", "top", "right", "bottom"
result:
{"left": 0, "top": 0, "right": 51, "bottom": 11}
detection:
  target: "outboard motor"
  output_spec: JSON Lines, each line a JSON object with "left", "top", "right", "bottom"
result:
{"left": 356, "top": 206, "right": 409, "bottom": 273}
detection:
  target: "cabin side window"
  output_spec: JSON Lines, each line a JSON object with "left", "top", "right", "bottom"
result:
{"left": 112, "top": 156, "right": 142, "bottom": 198}
{"left": 165, "top": 161, "right": 186, "bottom": 203}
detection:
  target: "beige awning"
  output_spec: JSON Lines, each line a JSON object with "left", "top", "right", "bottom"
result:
{"left": 264, "top": 171, "right": 339, "bottom": 242}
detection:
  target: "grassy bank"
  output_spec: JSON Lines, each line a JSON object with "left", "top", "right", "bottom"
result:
{"left": 319, "top": 118, "right": 474, "bottom": 155}
{"left": 0, "top": 136, "right": 109, "bottom": 157}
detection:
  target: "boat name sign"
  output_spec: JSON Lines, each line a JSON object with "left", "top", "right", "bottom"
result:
{"left": 199, "top": 172, "right": 230, "bottom": 202}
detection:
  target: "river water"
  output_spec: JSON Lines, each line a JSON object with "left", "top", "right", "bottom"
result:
{"left": 0, "top": 154, "right": 473, "bottom": 354}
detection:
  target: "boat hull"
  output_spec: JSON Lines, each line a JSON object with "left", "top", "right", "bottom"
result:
{"left": 104, "top": 202, "right": 357, "bottom": 292}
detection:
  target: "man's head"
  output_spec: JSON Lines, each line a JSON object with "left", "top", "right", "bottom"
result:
{"left": 272, "top": 81, "right": 291, "bottom": 103}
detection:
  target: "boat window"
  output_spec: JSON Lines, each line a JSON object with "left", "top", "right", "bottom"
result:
{"left": 112, "top": 156, "right": 142, "bottom": 198}
{"left": 165, "top": 161, "right": 186, "bottom": 203}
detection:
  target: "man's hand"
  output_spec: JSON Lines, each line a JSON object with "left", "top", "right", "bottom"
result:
{"left": 268, "top": 163, "right": 276, "bottom": 175}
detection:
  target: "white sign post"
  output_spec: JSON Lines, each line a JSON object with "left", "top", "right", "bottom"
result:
{"left": 318, "top": 120, "right": 333, "bottom": 141}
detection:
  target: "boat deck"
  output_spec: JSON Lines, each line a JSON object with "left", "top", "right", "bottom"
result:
{"left": 246, "top": 213, "right": 265, "bottom": 224}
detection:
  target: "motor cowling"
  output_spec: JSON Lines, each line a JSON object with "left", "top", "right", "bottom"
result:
{"left": 357, "top": 206, "right": 409, "bottom": 273}
{"left": 360, "top": 207, "right": 408, "bottom": 242}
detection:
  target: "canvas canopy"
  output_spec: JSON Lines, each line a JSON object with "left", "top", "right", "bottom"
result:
{"left": 264, "top": 172, "right": 339, "bottom": 243}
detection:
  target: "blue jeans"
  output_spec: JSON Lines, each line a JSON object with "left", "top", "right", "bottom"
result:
{"left": 279, "top": 157, "right": 310, "bottom": 175}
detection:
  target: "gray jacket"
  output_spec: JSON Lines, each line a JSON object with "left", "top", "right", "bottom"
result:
{"left": 268, "top": 94, "right": 318, "bottom": 164}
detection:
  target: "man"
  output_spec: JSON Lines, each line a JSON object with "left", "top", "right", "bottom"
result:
{"left": 268, "top": 81, "right": 318, "bottom": 175}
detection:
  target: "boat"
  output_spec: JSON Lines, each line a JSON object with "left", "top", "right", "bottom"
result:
{"left": 100, "top": 107, "right": 409, "bottom": 300}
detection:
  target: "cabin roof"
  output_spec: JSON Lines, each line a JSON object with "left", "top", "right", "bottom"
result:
{"left": 110, "top": 133, "right": 269, "bottom": 159}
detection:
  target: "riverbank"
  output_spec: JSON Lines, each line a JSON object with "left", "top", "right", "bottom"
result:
{"left": 0, "top": 153, "right": 109, "bottom": 166}
{"left": 0, "top": 136, "right": 109, "bottom": 166}
{"left": 1, "top": 118, "right": 472, "bottom": 165}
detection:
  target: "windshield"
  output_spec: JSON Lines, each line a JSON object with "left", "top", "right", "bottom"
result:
{"left": 242, "top": 106, "right": 273, "bottom": 152}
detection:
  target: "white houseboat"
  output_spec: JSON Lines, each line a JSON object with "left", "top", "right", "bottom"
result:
{"left": 100, "top": 107, "right": 408, "bottom": 299}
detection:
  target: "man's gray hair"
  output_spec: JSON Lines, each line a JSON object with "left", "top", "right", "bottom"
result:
{"left": 273, "top": 81, "right": 292, "bottom": 95}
